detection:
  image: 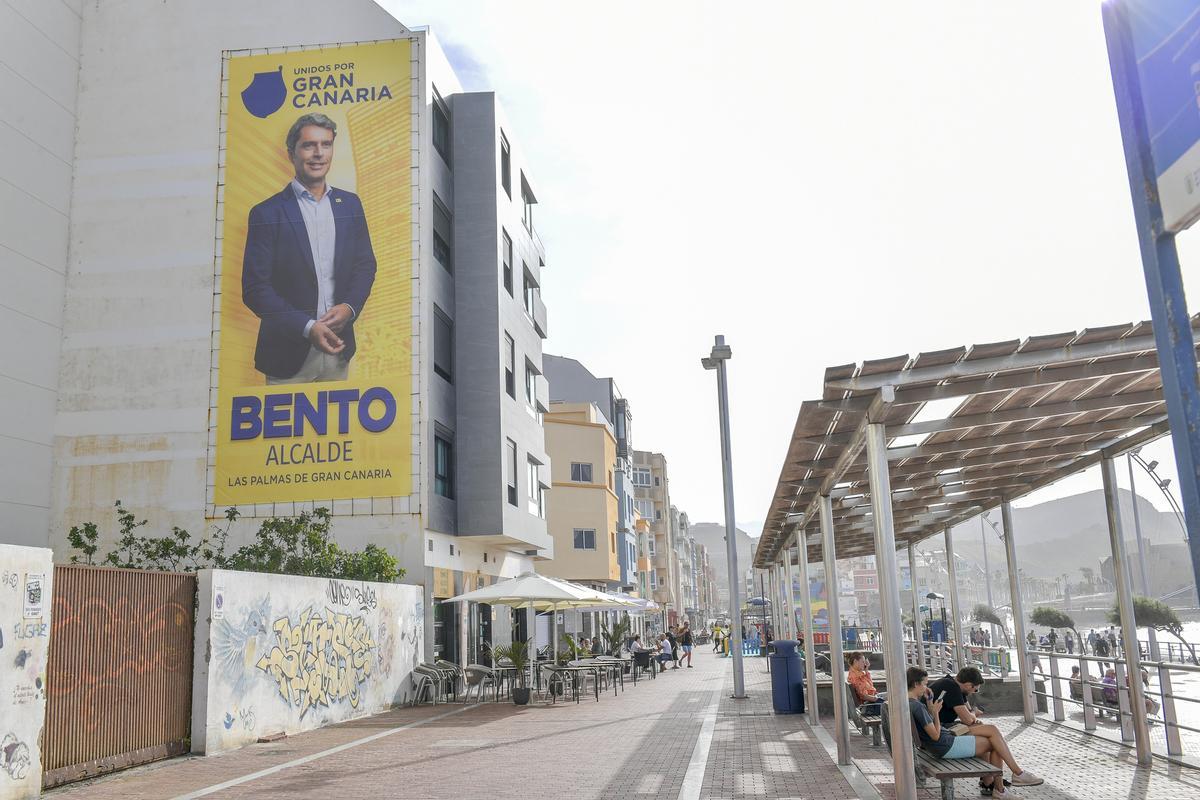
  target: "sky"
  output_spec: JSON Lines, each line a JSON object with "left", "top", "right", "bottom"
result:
{"left": 382, "top": 0, "right": 1198, "bottom": 533}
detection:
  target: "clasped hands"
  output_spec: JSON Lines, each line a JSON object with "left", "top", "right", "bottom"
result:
{"left": 308, "top": 304, "right": 354, "bottom": 354}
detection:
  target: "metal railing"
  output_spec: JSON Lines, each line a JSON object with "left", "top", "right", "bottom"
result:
{"left": 1024, "top": 647, "right": 1199, "bottom": 758}
{"left": 899, "top": 639, "right": 1011, "bottom": 677}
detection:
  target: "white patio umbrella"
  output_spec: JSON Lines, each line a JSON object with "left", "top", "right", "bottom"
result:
{"left": 444, "top": 572, "right": 635, "bottom": 660}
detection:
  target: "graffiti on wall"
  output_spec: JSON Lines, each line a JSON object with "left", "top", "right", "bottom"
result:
{"left": 254, "top": 607, "right": 377, "bottom": 715}
{"left": 1, "top": 733, "right": 31, "bottom": 781}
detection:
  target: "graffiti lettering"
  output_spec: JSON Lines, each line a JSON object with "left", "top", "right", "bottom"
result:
{"left": 255, "top": 607, "right": 376, "bottom": 715}
{"left": 1, "top": 572, "right": 17, "bottom": 590}
{"left": 12, "top": 622, "right": 46, "bottom": 640}
{"left": 326, "top": 579, "right": 377, "bottom": 612}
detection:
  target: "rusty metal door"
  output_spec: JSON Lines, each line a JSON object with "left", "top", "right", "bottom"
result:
{"left": 42, "top": 565, "right": 195, "bottom": 788}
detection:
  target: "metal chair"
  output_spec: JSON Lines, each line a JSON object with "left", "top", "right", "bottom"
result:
{"left": 463, "top": 664, "right": 496, "bottom": 703}
{"left": 410, "top": 667, "right": 436, "bottom": 706}
{"left": 434, "top": 660, "right": 464, "bottom": 700}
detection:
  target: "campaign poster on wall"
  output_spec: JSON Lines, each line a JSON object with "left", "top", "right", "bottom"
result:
{"left": 214, "top": 40, "right": 413, "bottom": 505}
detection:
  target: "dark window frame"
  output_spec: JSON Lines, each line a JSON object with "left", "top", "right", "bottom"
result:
{"left": 502, "top": 229, "right": 513, "bottom": 296}
{"left": 432, "top": 88, "right": 451, "bottom": 166}
{"left": 500, "top": 131, "right": 512, "bottom": 198}
{"left": 434, "top": 434, "right": 454, "bottom": 499}
{"left": 433, "top": 305, "right": 454, "bottom": 383}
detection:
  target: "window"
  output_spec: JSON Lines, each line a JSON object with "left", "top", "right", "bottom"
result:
{"left": 635, "top": 498, "right": 654, "bottom": 519}
{"left": 655, "top": 509, "right": 662, "bottom": 520}
{"left": 434, "top": 306, "right": 453, "bottom": 382}
{"left": 611, "top": 532, "right": 616, "bottom": 553}
{"left": 522, "top": 265, "right": 537, "bottom": 317}
{"left": 524, "top": 361, "right": 537, "bottom": 412}
{"left": 449, "top": 543, "right": 454, "bottom": 555}
{"left": 573, "top": 529, "right": 596, "bottom": 550}
{"left": 500, "top": 132, "right": 511, "bottom": 198}
{"left": 520, "top": 171, "right": 535, "bottom": 231}
{"left": 504, "top": 333, "right": 515, "bottom": 398}
{"left": 649, "top": 571, "right": 657, "bottom": 588}
{"left": 428, "top": 540, "right": 433, "bottom": 552}
{"left": 434, "top": 435, "right": 454, "bottom": 499}
{"left": 570, "top": 462, "right": 593, "bottom": 483}
{"left": 432, "top": 193, "right": 452, "bottom": 272}
{"left": 632, "top": 468, "right": 651, "bottom": 487}
{"left": 527, "top": 459, "right": 544, "bottom": 517}
{"left": 506, "top": 439, "right": 518, "bottom": 506}
{"left": 648, "top": 537, "right": 656, "bottom": 556}
{"left": 501, "top": 229, "right": 513, "bottom": 295}
{"left": 608, "top": 470, "right": 613, "bottom": 490}
{"left": 654, "top": 476, "right": 661, "bottom": 487}
{"left": 432, "top": 88, "right": 451, "bottom": 165}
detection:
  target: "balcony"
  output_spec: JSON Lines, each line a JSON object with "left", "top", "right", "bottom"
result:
{"left": 532, "top": 290, "right": 548, "bottom": 339}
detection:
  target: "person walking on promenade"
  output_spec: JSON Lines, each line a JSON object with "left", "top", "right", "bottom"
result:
{"left": 680, "top": 623, "right": 695, "bottom": 668}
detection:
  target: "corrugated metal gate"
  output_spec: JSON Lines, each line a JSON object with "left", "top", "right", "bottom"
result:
{"left": 42, "top": 565, "right": 196, "bottom": 788}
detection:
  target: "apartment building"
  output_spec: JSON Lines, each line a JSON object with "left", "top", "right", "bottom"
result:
{"left": 542, "top": 356, "right": 640, "bottom": 592}
{"left": 633, "top": 450, "right": 678, "bottom": 624}
{"left": 536, "top": 402, "right": 620, "bottom": 587}
{"left": 0, "top": 0, "right": 551, "bottom": 666}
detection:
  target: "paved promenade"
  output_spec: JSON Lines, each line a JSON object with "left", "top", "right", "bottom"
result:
{"left": 45, "top": 651, "right": 1200, "bottom": 799}
{"left": 47, "top": 650, "right": 855, "bottom": 800}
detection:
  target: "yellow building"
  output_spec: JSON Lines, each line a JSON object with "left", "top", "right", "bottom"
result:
{"left": 537, "top": 402, "right": 621, "bottom": 584}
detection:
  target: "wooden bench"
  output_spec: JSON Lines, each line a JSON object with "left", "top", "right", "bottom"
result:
{"left": 915, "top": 748, "right": 1002, "bottom": 800}
{"left": 881, "top": 703, "right": 1002, "bottom": 800}
{"left": 845, "top": 683, "right": 882, "bottom": 746}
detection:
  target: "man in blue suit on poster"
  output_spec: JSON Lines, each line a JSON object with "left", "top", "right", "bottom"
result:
{"left": 242, "top": 112, "right": 377, "bottom": 384}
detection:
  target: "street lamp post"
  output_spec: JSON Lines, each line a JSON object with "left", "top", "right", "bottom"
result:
{"left": 981, "top": 513, "right": 997, "bottom": 644}
{"left": 702, "top": 335, "right": 746, "bottom": 699}
{"left": 1127, "top": 451, "right": 1160, "bottom": 659}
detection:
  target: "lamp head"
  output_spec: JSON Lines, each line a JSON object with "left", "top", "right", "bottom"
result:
{"left": 701, "top": 357, "right": 718, "bottom": 370}
{"left": 1160, "top": 478, "right": 1172, "bottom": 490}
{"left": 1147, "top": 460, "right": 1159, "bottom": 472}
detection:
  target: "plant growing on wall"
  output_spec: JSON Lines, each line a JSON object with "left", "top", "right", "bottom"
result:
{"left": 66, "top": 502, "right": 403, "bottom": 582}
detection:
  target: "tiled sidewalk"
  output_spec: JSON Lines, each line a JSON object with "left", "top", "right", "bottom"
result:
{"left": 817, "top": 674, "right": 1200, "bottom": 800}
{"left": 47, "top": 651, "right": 856, "bottom": 800}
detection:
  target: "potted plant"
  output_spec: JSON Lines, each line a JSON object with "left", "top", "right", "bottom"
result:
{"left": 491, "top": 640, "right": 532, "bottom": 705}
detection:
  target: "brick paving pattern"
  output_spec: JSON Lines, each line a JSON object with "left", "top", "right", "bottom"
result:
{"left": 46, "top": 651, "right": 855, "bottom": 800}
{"left": 46, "top": 652, "right": 1200, "bottom": 799}
{"left": 818, "top": 671, "right": 1200, "bottom": 800}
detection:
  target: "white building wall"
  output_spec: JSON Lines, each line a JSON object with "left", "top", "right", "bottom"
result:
{"left": 48, "top": 0, "right": 419, "bottom": 559}
{"left": 0, "top": 0, "right": 82, "bottom": 547}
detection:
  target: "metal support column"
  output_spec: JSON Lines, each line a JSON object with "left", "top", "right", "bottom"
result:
{"left": 908, "top": 541, "right": 925, "bottom": 670}
{"left": 1000, "top": 501, "right": 1035, "bottom": 723}
{"left": 783, "top": 558, "right": 798, "bottom": 640}
{"left": 1101, "top": 455, "right": 1153, "bottom": 766}
{"left": 1104, "top": 4, "right": 1200, "bottom": 605}
{"left": 866, "top": 421, "right": 917, "bottom": 800}
{"left": 796, "top": 531, "right": 820, "bottom": 727}
{"left": 944, "top": 527, "right": 964, "bottom": 671}
{"left": 821, "top": 494, "right": 851, "bottom": 765}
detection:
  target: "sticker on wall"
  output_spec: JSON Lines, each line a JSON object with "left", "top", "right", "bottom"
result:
{"left": 213, "top": 586, "right": 226, "bottom": 621}
{"left": 22, "top": 575, "right": 43, "bottom": 618}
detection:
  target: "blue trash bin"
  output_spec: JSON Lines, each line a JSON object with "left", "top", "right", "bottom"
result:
{"left": 769, "top": 639, "right": 805, "bottom": 714}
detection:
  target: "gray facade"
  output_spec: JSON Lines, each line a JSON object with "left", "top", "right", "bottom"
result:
{"left": 428, "top": 90, "right": 551, "bottom": 553}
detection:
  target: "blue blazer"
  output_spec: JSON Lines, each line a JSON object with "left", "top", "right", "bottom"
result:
{"left": 241, "top": 184, "right": 377, "bottom": 379}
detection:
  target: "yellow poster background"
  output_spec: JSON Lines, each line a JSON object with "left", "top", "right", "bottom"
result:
{"left": 215, "top": 40, "right": 412, "bottom": 505}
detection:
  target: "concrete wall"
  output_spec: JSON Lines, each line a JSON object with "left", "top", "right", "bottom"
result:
{"left": 191, "top": 568, "right": 423, "bottom": 754}
{"left": 0, "top": 545, "right": 53, "bottom": 800}
{"left": 48, "top": 0, "right": 417, "bottom": 559}
{"left": 0, "top": 1, "right": 82, "bottom": 547}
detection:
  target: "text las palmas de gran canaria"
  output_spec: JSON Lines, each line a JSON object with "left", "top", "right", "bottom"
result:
{"left": 229, "top": 388, "right": 395, "bottom": 486}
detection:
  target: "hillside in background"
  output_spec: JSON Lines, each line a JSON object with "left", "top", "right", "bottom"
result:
{"left": 948, "top": 488, "right": 1184, "bottom": 580}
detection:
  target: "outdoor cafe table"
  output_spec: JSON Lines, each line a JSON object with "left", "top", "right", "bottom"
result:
{"left": 491, "top": 664, "right": 533, "bottom": 701}
{"left": 557, "top": 665, "right": 602, "bottom": 702}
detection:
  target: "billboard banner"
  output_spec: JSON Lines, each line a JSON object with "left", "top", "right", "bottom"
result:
{"left": 214, "top": 40, "right": 413, "bottom": 505}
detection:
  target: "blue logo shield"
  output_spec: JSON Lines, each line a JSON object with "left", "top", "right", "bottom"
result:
{"left": 241, "top": 67, "right": 286, "bottom": 118}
